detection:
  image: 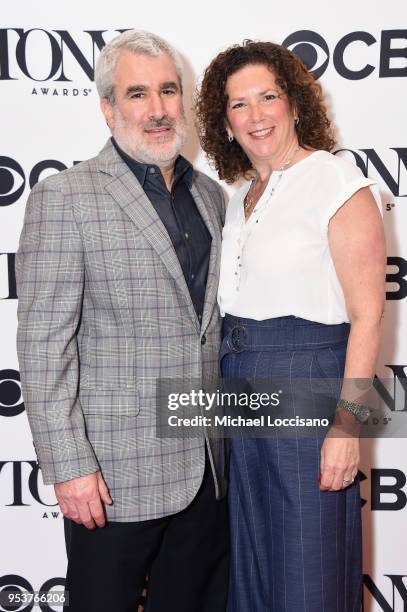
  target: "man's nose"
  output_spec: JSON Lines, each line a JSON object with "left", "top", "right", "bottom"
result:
{"left": 148, "top": 93, "right": 166, "bottom": 119}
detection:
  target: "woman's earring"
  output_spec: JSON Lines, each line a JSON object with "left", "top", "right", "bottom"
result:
{"left": 228, "top": 133, "right": 234, "bottom": 142}
{"left": 294, "top": 117, "right": 299, "bottom": 126}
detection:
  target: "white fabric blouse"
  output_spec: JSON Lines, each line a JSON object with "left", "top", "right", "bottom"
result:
{"left": 218, "top": 150, "right": 382, "bottom": 324}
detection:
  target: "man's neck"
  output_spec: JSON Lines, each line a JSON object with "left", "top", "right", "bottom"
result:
{"left": 159, "top": 162, "right": 176, "bottom": 191}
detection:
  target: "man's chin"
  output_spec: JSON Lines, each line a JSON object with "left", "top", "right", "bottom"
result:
{"left": 138, "top": 142, "right": 183, "bottom": 165}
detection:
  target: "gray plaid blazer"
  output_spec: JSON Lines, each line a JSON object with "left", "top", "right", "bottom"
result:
{"left": 15, "top": 139, "right": 227, "bottom": 522}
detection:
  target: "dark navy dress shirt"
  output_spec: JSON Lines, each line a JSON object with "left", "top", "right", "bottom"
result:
{"left": 112, "top": 138, "right": 212, "bottom": 323}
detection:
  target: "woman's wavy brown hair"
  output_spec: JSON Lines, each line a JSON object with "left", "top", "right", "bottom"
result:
{"left": 195, "top": 40, "right": 335, "bottom": 183}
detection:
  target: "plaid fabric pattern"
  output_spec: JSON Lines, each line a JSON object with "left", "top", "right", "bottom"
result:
{"left": 15, "top": 140, "right": 227, "bottom": 521}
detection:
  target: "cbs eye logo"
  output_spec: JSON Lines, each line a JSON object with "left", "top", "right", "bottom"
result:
{"left": 0, "top": 158, "right": 69, "bottom": 207}
{"left": 283, "top": 31, "right": 329, "bottom": 79}
{"left": 0, "top": 157, "right": 25, "bottom": 207}
{"left": 0, "top": 370, "right": 25, "bottom": 417}
{"left": 282, "top": 29, "right": 407, "bottom": 80}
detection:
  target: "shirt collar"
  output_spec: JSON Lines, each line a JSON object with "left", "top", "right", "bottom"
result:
{"left": 112, "top": 137, "right": 193, "bottom": 188}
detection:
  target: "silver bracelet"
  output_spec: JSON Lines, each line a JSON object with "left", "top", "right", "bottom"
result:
{"left": 337, "top": 398, "right": 370, "bottom": 424}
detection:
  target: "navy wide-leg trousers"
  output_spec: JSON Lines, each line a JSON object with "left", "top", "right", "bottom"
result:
{"left": 220, "top": 315, "right": 362, "bottom": 612}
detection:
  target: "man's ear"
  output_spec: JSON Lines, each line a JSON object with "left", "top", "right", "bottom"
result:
{"left": 100, "top": 98, "right": 114, "bottom": 130}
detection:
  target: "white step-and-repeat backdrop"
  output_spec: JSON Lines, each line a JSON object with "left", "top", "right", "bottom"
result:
{"left": 1, "top": 1, "right": 406, "bottom": 610}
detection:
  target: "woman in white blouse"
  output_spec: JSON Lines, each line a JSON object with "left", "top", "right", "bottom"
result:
{"left": 196, "top": 41, "right": 386, "bottom": 611}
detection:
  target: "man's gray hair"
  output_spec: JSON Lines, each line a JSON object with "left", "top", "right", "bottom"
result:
{"left": 95, "top": 29, "right": 183, "bottom": 104}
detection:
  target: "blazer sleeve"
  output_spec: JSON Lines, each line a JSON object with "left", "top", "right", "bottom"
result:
{"left": 15, "top": 180, "right": 99, "bottom": 485}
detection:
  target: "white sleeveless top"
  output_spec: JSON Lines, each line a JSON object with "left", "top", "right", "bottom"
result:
{"left": 218, "top": 150, "right": 382, "bottom": 324}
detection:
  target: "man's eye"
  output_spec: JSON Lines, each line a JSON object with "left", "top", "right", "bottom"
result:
{"left": 162, "top": 89, "right": 176, "bottom": 95}
{"left": 130, "top": 92, "right": 144, "bottom": 99}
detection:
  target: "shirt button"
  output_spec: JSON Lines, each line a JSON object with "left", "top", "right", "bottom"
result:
{"left": 185, "top": 232, "right": 189, "bottom": 239}
{"left": 191, "top": 274, "right": 195, "bottom": 280}
{"left": 149, "top": 167, "right": 156, "bottom": 174}
{"left": 201, "top": 334, "right": 206, "bottom": 345}
{"left": 198, "top": 314, "right": 202, "bottom": 320}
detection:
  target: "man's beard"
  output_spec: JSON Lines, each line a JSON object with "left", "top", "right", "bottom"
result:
{"left": 112, "top": 109, "right": 188, "bottom": 166}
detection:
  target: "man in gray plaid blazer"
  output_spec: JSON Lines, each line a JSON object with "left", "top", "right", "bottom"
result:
{"left": 16, "top": 30, "right": 228, "bottom": 612}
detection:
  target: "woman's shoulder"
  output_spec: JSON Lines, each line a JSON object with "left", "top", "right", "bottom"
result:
{"left": 306, "top": 150, "right": 381, "bottom": 225}
{"left": 307, "top": 150, "right": 366, "bottom": 184}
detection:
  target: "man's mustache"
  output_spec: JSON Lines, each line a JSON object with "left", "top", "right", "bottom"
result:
{"left": 143, "top": 118, "right": 176, "bottom": 129}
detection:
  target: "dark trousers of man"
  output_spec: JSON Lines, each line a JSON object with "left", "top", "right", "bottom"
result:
{"left": 63, "top": 455, "right": 229, "bottom": 612}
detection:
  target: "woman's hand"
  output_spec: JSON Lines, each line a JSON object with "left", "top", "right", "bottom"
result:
{"left": 319, "top": 428, "right": 360, "bottom": 491}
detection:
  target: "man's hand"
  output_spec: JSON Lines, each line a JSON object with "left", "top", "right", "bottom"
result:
{"left": 55, "top": 471, "right": 112, "bottom": 529}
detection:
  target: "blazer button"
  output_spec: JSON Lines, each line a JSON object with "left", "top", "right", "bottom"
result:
{"left": 201, "top": 335, "right": 206, "bottom": 345}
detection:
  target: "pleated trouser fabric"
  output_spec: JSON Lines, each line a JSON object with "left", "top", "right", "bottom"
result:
{"left": 220, "top": 315, "right": 362, "bottom": 612}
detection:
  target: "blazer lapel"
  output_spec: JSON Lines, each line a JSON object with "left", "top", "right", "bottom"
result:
{"left": 190, "top": 181, "right": 221, "bottom": 335}
{"left": 97, "top": 141, "right": 199, "bottom": 330}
